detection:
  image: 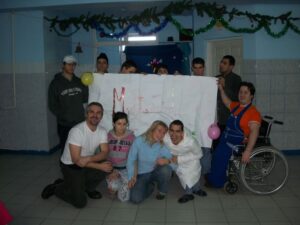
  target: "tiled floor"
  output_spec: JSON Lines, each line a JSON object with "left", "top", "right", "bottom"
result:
{"left": 0, "top": 152, "right": 300, "bottom": 225}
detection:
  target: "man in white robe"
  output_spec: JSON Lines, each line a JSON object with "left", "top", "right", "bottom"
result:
{"left": 164, "top": 120, "right": 207, "bottom": 203}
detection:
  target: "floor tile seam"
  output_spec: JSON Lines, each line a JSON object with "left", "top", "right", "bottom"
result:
{"left": 46, "top": 204, "right": 81, "bottom": 221}
{"left": 28, "top": 165, "right": 54, "bottom": 182}
{"left": 12, "top": 215, "right": 45, "bottom": 225}
{"left": 20, "top": 204, "right": 55, "bottom": 219}
{"left": 12, "top": 199, "right": 38, "bottom": 218}
{"left": 219, "top": 192, "right": 233, "bottom": 224}
{"left": 72, "top": 206, "right": 85, "bottom": 222}
{"left": 95, "top": 204, "right": 112, "bottom": 222}
{"left": 133, "top": 203, "right": 141, "bottom": 224}
{"left": 39, "top": 216, "right": 47, "bottom": 225}
{"left": 164, "top": 203, "right": 167, "bottom": 225}
{"left": 278, "top": 206, "right": 300, "bottom": 224}
{"left": 245, "top": 194, "right": 277, "bottom": 223}
{"left": 0, "top": 178, "right": 15, "bottom": 191}
{"left": 0, "top": 191, "right": 14, "bottom": 202}
{"left": 192, "top": 196, "right": 199, "bottom": 224}
{"left": 70, "top": 212, "right": 84, "bottom": 225}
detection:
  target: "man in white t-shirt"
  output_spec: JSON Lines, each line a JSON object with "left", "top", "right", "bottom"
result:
{"left": 41, "top": 102, "right": 112, "bottom": 208}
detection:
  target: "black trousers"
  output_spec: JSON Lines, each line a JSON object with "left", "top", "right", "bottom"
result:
{"left": 57, "top": 124, "right": 73, "bottom": 154}
{"left": 54, "top": 163, "right": 106, "bottom": 208}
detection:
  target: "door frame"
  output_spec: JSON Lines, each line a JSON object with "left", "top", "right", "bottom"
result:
{"left": 206, "top": 37, "right": 243, "bottom": 77}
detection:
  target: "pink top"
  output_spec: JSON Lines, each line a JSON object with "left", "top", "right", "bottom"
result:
{"left": 107, "top": 130, "right": 135, "bottom": 167}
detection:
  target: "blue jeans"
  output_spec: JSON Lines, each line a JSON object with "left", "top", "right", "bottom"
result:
{"left": 200, "top": 147, "right": 212, "bottom": 175}
{"left": 130, "top": 165, "right": 172, "bottom": 204}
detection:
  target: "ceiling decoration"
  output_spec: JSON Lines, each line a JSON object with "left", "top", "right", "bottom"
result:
{"left": 44, "top": 0, "right": 300, "bottom": 38}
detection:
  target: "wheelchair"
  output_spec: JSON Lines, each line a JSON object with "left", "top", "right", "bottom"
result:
{"left": 224, "top": 116, "right": 289, "bottom": 195}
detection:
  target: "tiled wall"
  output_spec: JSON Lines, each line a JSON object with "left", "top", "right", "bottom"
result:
{"left": 45, "top": 63, "right": 60, "bottom": 151}
{"left": 243, "top": 59, "right": 300, "bottom": 150}
{"left": 0, "top": 69, "right": 50, "bottom": 151}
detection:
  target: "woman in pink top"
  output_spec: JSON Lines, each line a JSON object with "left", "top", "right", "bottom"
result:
{"left": 107, "top": 112, "right": 135, "bottom": 201}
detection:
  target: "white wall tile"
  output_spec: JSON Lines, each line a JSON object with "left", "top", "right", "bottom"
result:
{"left": 283, "top": 113, "right": 300, "bottom": 132}
{"left": 256, "top": 94, "right": 271, "bottom": 114}
{"left": 285, "top": 74, "right": 300, "bottom": 94}
{"left": 284, "top": 132, "right": 300, "bottom": 149}
{"left": 285, "top": 94, "right": 300, "bottom": 113}
{"left": 270, "top": 131, "right": 286, "bottom": 150}
{"left": 265, "top": 112, "right": 285, "bottom": 133}
{"left": 0, "top": 73, "right": 51, "bottom": 151}
{"left": 270, "top": 75, "right": 285, "bottom": 94}
{"left": 255, "top": 74, "right": 271, "bottom": 94}
{"left": 270, "top": 94, "right": 285, "bottom": 113}
{"left": 243, "top": 59, "right": 300, "bottom": 151}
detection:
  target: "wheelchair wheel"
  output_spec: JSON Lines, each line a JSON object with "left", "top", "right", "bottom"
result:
{"left": 224, "top": 181, "right": 238, "bottom": 194}
{"left": 239, "top": 146, "right": 289, "bottom": 195}
{"left": 243, "top": 150, "right": 275, "bottom": 181}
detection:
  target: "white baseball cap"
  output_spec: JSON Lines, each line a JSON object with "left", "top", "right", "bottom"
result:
{"left": 63, "top": 55, "right": 77, "bottom": 64}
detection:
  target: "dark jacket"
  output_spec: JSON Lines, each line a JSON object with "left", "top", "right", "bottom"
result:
{"left": 216, "top": 72, "right": 241, "bottom": 126}
{"left": 48, "top": 72, "right": 88, "bottom": 127}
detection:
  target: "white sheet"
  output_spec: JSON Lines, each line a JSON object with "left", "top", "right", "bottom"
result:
{"left": 89, "top": 73, "right": 218, "bottom": 148}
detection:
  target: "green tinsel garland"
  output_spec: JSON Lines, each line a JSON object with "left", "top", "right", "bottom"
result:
{"left": 44, "top": 0, "right": 300, "bottom": 38}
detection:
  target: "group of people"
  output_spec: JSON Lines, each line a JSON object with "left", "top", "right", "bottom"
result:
{"left": 95, "top": 51, "right": 203, "bottom": 76}
{"left": 42, "top": 52, "right": 261, "bottom": 208}
{"left": 96, "top": 53, "right": 138, "bottom": 74}
{"left": 42, "top": 101, "right": 207, "bottom": 207}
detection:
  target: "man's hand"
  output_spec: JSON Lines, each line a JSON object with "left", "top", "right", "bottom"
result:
{"left": 77, "top": 156, "right": 91, "bottom": 167}
{"left": 156, "top": 158, "right": 169, "bottom": 166}
{"left": 218, "top": 77, "right": 225, "bottom": 89}
{"left": 171, "top": 155, "right": 178, "bottom": 164}
{"left": 98, "top": 161, "right": 113, "bottom": 173}
{"left": 128, "top": 176, "right": 137, "bottom": 189}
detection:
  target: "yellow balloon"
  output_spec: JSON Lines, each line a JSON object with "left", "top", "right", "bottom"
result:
{"left": 81, "top": 72, "right": 94, "bottom": 86}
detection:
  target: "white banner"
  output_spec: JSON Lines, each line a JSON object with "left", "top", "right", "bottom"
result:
{"left": 89, "top": 73, "right": 218, "bottom": 148}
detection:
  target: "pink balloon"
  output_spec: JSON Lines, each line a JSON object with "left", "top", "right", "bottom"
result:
{"left": 208, "top": 123, "right": 221, "bottom": 140}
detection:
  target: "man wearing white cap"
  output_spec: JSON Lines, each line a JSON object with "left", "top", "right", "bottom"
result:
{"left": 48, "top": 55, "right": 88, "bottom": 154}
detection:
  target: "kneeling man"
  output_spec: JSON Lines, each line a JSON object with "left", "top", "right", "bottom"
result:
{"left": 42, "top": 102, "right": 112, "bottom": 208}
{"left": 164, "top": 120, "right": 207, "bottom": 203}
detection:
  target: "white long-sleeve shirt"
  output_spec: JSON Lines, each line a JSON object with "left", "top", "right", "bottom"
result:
{"left": 164, "top": 131, "right": 203, "bottom": 188}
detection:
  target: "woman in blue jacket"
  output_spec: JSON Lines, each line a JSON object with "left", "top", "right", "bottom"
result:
{"left": 127, "top": 120, "right": 173, "bottom": 204}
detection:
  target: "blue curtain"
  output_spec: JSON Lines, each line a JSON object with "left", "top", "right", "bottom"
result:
{"left": 124, "top": 43, "right": 191, "bottom": 75}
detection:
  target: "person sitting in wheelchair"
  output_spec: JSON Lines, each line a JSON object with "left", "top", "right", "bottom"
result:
{"left": 206, "top": 81, "right": 261, "bottom": 188}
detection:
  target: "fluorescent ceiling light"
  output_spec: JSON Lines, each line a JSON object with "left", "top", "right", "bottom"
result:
{"left": 128, "top": 36, "right": 156, "bottom": 42}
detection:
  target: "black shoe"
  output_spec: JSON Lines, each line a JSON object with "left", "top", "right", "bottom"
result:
{"left": 156, "top": 193, "right": 166, "bottom": 200}
{"left": 86, "top": 190, "right": 102, "bottom": 199}
{"left": 41, "top": 178, "right": 64, "bottom": 199}
{"left": 178, "top": 194, "right": 194, "bottom": 203}
{"left": 193, "top": 189, "right": 207, "bottom": 197}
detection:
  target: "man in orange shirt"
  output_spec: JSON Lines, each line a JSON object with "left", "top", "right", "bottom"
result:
{"left": 206, "top": 81, "right": 261, "bottom": 188}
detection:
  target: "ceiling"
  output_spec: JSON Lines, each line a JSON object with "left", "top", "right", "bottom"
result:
{"left": 44, "top": 0, "right": 299, "bottom": 17}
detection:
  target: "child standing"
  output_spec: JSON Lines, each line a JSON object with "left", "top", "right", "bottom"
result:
{"left": 107, "top": 112, "right": 135, "bottom": 201}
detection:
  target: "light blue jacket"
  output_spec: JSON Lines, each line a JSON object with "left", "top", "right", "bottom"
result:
{"left": 127, "top": 135, "right": 172, "bottom": 180}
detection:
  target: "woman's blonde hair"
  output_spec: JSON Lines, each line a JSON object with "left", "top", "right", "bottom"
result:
{"left": 142, "top": 120, "right": 168, "bottom": 146}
